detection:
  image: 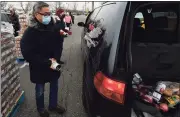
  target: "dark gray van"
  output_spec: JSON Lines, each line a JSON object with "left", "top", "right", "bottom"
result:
{"left": 78, "top": 2, "right": 180, "bottom": 117}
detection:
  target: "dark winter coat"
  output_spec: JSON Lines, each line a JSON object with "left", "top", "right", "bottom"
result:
{"left": 54, "top": 20, "right": 66, "bottom": 43}
{"left": 70, "top": 14, "right": 74, "bottom": 24}
{"left": 20, "top": 17, "right": 61, "bottom": 84}
{"left": 53, "top": 19, "right": 66, "bottom": 59}
{"left": 9, "top": 13, "right": 20, "bottom": 32}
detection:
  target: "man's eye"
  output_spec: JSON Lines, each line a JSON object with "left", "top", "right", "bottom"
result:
{"left": 44, "top": 13, "right": 51, "bottom": 16}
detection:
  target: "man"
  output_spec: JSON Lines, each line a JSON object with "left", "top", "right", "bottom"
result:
{"left": 9, "top": 8, "right": 20, "bottom": 37}
{"left": 20, "top": 2, "right": 65, "bottom": 117}
{"left": 69, "top": 12, "right": 74, "bottom": 24}
{"left": 64, "top": 12, "right": 72, "bottom": 30}
{"left": 54, "top": 9, "right": 67, "bottom": 64}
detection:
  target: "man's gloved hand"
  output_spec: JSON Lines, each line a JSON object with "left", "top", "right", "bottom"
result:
{"left": 64, "top": 28, "right": 72, "bottom": 35}
{"left": 60, "top": 30, "right": 68, "bottom": 37}
{"left": 49, "top": 58, "right": 61, "bottom": 71}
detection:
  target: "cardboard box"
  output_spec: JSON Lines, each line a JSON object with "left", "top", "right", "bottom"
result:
{"left": 1, "top": 31, "right": 22, "bottom": 116}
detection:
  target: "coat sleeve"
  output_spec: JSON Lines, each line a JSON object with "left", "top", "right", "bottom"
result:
{"left": 20, "top": 28, "right": 51, "bottom": 67}
{"left": 13, "top": 14, "right": 20, "bottom": 31}
{"left": 54, "top": 21, "right": 67, "bottom": 35}
{"left": 52, "top": 42, "right": 61, "bottom": 63}
{"left": 52, "top": 22, "right": 64, "bottom": 62}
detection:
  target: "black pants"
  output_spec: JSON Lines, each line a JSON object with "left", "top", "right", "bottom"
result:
{"left": 36, "top": 79, "right": 58, "bottom": 112}
{"left": 66, "top": 23, "right": 71, "bottom": 28}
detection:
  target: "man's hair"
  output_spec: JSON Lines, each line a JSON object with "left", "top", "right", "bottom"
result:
{"left": 9, "top": 7, "right": 15, "bottom": 12}
{"left": 56, "top": 8, "right": 64, "bottom": 16}
{"left": 33, "top": 2, "right": 49, "bottom": 16}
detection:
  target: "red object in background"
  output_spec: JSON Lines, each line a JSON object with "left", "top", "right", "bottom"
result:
{"left": 89, "top": 24, "right": 95, "bottom": 31}
{"left": 60, "top": 30, "right": 72, "bottom": 36}
{"left": 64, "top": 28, "right": 72, "bottom": 35}
{"left": 60, "top": 30, "right": 67, "bottom": 36}
{"left": 68, "top": 31, "right": 72, "bottom": 35}
{"left": 56, "top": 9, "right": 64, "bottom": 16}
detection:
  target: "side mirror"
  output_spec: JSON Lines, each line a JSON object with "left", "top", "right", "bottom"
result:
{"left": 77, "top": 22, "right": 85, "bottom": 27}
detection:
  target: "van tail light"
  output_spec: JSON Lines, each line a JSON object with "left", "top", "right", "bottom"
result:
{"left": 94, "top": 72, "right": 126, "bottom": 104}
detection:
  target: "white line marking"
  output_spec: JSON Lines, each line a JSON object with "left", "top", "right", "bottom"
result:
{"left": 20, "top": 62, "right": 28, "bottom": 68}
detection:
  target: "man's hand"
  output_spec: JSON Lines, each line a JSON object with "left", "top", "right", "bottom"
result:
{"left": 49, "top": 58, "right": 57, "bottom": 70}
{"left": 60, "top": 30, "right": 68, "bottom": 36}
{"left": 49, "top": 58, "right": 61, "bottom": 71}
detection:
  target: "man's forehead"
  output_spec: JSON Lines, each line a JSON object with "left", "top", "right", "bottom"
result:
{"left": 40, "top": 7, "right": 50, "bottom": 12}
{"left": 10, "top": 8, "right": 14, "bottom": 11}
{"left": 61, "top": 12, "right": 65, "bottom": 15}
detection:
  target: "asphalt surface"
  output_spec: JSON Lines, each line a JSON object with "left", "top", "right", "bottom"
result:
{"left": 15, "top": 15, "right": 88, "bottom": 117}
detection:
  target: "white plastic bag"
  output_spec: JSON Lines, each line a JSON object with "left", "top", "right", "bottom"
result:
{"left": 1, "top": 21, "right": 14, "bottom": 34}
{"left": 65, "top": 27, "right": 69, "bottom": 31}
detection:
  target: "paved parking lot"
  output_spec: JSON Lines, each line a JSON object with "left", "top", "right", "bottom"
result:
{"left": 15, "top": 15, "right": 88, "bottom": 117}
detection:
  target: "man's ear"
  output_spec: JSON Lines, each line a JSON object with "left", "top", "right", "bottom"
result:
{"left": 34, "top": 13, "right": 38, "bottom": 17}
{"left": 34, "top": 13, "right": 39, "bottom": 19}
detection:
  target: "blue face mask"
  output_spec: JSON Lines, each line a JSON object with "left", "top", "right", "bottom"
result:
{"left": 42, "top": 16, "right": 51, "bottom": 25}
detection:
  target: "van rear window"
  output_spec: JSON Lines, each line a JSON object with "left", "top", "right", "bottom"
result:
{"left": 152, "top": 12, "right": 177, "bottom": 18}
{"left": 132, "top": 4, "right": 179, "bottom": 44}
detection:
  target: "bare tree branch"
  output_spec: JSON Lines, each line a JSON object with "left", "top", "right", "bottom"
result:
{"left": 73, "top": 2, "right": 78, "bottom": 11}
{"left": 1, "top": 1, "right": 8, "bottom": 10}
{"left": 58, "top": 2, "right": 62, "bottom": 8}
{"left": 20, "top": 2, "right": 26, "bottom": 13}
{"left": 52, "top": 2, "right": 62, "bottom": 11}
{"left": 20, "top": 2, "right": 33, "bottom": 14}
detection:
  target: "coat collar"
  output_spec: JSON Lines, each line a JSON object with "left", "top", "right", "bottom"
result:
{"left": 28, "top": 16, "right": 55, "bottom": 32}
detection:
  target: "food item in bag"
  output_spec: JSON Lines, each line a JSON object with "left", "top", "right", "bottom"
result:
{"left": 164, "top": 95, "right": 180, "bottom": 108}
{"left": 152, "top": 83, "right": 166, "bottom": 102}
{"left": 163, "top": 88, "right": 173, "bottom": 96}
{"left": 156, "top": 83, "right": 166, "bottom": 93}
{"left": 161, "top": 81, "right": 179, "bottom": 96}
{"left": 159, "top": 103, "right": 169, "bottom": 112}
{"left": 132, "top": 73, "right": 142, "bottom": 85}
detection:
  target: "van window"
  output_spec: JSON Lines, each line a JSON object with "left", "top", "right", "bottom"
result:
{"left": 131, "top": 3, "right": 180, "bottom": 83}
{"left": 152, "top": 11, "right": 177, "bottom": 31}
{"left": 94, "top": 3, "right": 120, "bottom": 44}
{"left": 86, "top": 7, "right": 101, "bottom": 24}
{"left": 135, "top": 12, "right": 145, "bottom": 29}
{"left": 135, "top": 12, "right": 143, "bottom": 19}
{"left": 132, "top": 4, "right": 178, "bottom": 43}
{"left": 152, "top": 11, "right": 177, "bottom": 18}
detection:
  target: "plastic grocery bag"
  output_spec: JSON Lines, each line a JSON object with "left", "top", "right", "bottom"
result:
{"left": 1, "top": 21, "right": 14, "bottom": 35}
{"left": 157, "top": 81, "right": 180, "bottom": 97}
{"left": 65, "top": 27, "right": 69, "bottom": 31}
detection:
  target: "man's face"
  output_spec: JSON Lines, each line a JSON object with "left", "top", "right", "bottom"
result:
{"left": 35, "top": 7, "right": 51, "bottom": 23}
{"left": 10, "top": 10, "right": 14, "bottom": 15}
{"left": 59, "top": 12, "right": 65, "bottom": 19}
{"left": 60, "top": 12, "right": 65, "bottom": 17}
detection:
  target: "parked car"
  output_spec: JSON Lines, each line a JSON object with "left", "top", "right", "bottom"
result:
{"left": 84, "top": 12, "right": 88, "bottom": 16}
{"left": 1, "top": 11, "right": 11, "bottom": 22}
{"left": 77, "top": 12, "right": 81, "bottom": 15}
{"left": 78, "top": 2, "right": 180, "bottom": 117}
